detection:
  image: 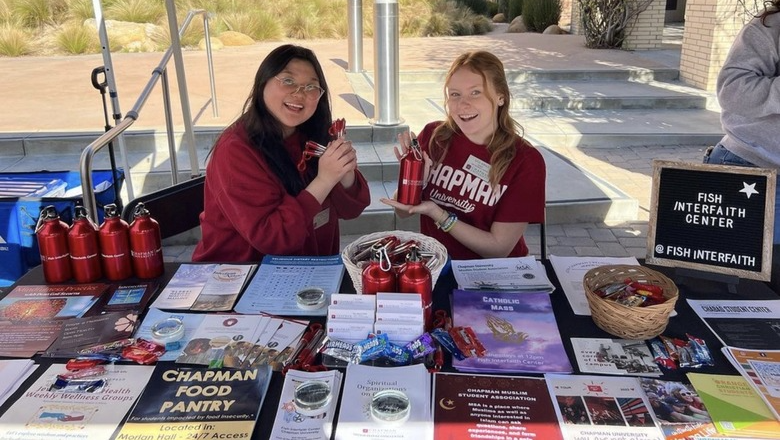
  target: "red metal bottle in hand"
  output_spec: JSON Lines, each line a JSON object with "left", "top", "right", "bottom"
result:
{"left": 98, "top": 203, "right": 132, "bottom": 281}
{"left": 361, "top": 244, "right": 396, "bottom": 294}
{"left": 68, "top": 206, "right": 102, "bottom": 283}
{"left": 36, "top": 205, "right": 72, "bottom": 283}
{"left": 397, "top": 245, "right": 433, "bottom": 330}
{"left": 128, "top": 202, "right": 164, "bottom": 279}
{"left": 396, "top": 139, "right": 425, "bottom": 205}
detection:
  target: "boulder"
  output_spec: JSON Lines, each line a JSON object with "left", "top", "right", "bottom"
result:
{"left": 543, "top": 24, "right": 567, "bottom": 35}
{"left": 218, "top": 31, "right": 255, "bottom": 46}
{"left": 199, "top": 36, "right": 224, "bottom": 51}
{"left": 507, "top": 16, "right": 527, "bottom": 33}
{"left": 84, "top": 19, "right": 160, "bottom": 52}
{"left": 492, "top": 13, "right": 506, "bottom": 23}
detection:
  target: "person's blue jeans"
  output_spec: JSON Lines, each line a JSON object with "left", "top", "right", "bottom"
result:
{"left": 704, "top": 144, "right": 780, "bottom": 244}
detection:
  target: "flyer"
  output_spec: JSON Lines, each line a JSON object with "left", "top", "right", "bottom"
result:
{"left": 545, "top": 374, "right": 665, "bottom": 440}
{"left": 115, "top": 365, "right": 272, "bottom": 440}
{"left": 451, "top": 256, "right": 554, "bottom": 292}
{"left": 570, "top": 338, "right": 661, "bottom": 377}
{"left": 0, "top": 363, "right": 154, "bottom": 440}
{"left": 688, "top": 299, "right": 780, "bottom": 350}
{"left": 270, "top": 369, "right": 343, "bottom": 440}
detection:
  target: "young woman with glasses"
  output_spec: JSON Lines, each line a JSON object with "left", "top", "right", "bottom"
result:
{"left": 381, "top": 50, "right": 545, "bottom": 259}
{"left": 193, "top": 44, "right": 369, "bottom": 262}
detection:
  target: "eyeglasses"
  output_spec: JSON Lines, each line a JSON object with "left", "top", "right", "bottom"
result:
{"left": 274, "top": 76, "right": 325, "bottom": 100}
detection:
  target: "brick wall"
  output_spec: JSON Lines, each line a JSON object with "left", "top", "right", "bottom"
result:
{"left": 679, "top": 0, "right": 752, "bottom": 91}
{"left": 623, "top": 0, "right": 665, "bottom": 50}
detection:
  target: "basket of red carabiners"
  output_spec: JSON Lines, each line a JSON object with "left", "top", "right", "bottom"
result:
{"left": 341, "top": 230, "right": 448, "bottom": 294}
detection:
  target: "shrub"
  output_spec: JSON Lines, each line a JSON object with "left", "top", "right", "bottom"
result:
{"left": 579, "top": 0, "right": 653, "bottom": 48}
{"left": 0, "top": 23, "right": 31, "bottom": 56}
{"left": 66, "top": 0, "right": 94, "bottom": 22}
{"left": 522, "top": 0, "right": 560, "bottom": 32}
{"left": 486, "top": 1, "right": 498, "bottom": 17}
{"left": 454, "top": 0, "right": 489, "bottom": 16}
{"left": 56, "top": 21, "right": 99, "bottom": 54}
{"left": 507, "top": 0, "right": 522, "bottom": 22}
{"left": 12, "top": 0, "right": 53, "bottom": 28}
{"left": 106, "top": 0, "right": 165, "bottom": 24}
{"left": 220, "top": 10, "right": 281, "bottom": 41}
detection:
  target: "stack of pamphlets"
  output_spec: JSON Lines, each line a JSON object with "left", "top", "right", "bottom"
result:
{"left": 270, "top": 369, "right": 343, "bottom": 440}
{"left": 116, "top": 365, "right": 272, "bottom": 439}
{"left": 638, "top": 377, "right": 718, "bottom": 439}
{"left": 235, "top": 255, "right": 344, "bottom": 316}
{"left": 450, "top": 289, "right": 572, "bottom": 374}
{"left": 0, "top": 364, "right": 155, "bottom": 440}
{"left": 688, "top": 372, "right": 780, "bottom": 438}
{"left": 433, "top": 372, "right": 563, "bottom": 439}
{"left": 688, "top": 299, "right": 780, "bottom": 350}
{"left": 721, "top": 347, "right": 780, "bottom": 421}
{"left": 451, "top": 256, "right": 554, "bottom": 292}
{"left": 0, "top": 359, "right": 36, "bottom": 407}
{"left": 570, "top": 337, "right": 662, "bottom": 377}
{"left": 151, "top": 263, "right": 256, "bottom": 311}
{"left": 333, "top": 363, "right": 432, "bottom": 439}
{"left": 545, "top": 374, "right": 666, "bottom": 440}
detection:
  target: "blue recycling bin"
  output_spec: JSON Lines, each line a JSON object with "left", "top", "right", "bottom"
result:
{"left": 0, "top": 169, "right": 124, "bottom": 287}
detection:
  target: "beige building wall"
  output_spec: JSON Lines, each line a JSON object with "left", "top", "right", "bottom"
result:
{"left": 679, "top": 1, "right": 752, "bottom": 91}
{"left": 623, "top": 0, "right": 665, "bottom": 50}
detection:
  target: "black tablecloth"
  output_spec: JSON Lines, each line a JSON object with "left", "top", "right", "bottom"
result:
{"left": 1, "top": 261, "right": 777, "bottom": 438}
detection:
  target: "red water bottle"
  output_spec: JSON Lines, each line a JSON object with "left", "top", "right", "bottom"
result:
{"left": 396, "top": 138, "right": 425, "bottom": 205}
{"left": 68, "top": 206, "right": 102, "bottom": 283}
{"left": 98, "top": 203, "right": 132, "bottom": 281}
{"left": 128, "top": 202, "right": 164, "bottom": 279}
{"left": 397, "top": 245, "right": 433, "bottom": 330}
{"left": 36, "top": 205, "right": 72, "bottom": 283}
{"left": 361, "top": 244, "right": 396, "bottom": 294}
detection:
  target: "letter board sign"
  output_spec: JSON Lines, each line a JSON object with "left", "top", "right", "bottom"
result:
{"left": 646, "top": 160, "right": 775, "bottom": 281}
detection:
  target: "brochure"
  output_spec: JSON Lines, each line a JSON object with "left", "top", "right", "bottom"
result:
{"left": 0, "top": 363, "right": 154, "bottom": 440}
{"left": 44, "top": 310, "right": 137, "bottom": 357}
{"left": 688, "top": 299, "right": 780, "bottom": 350}
{"left": 83, "top": 281, "right": 158, "bottom": 316}
{"left": 433, "top": 372, "right": 563, "bottom": 440}
{"left": 545, "top": 374, "right": 665, "bottom": 440}
{"left": 0, "top": 320, "right": 62, "bottom": 357}
{"left": 451, "top": 256, "right": 554, "bottom": 292}
{"left": 235, "top": 255, "right": 344, "bottom": 316}
{"left": 570, "top": 337, "right": 662, "bottom": 376}
{"left": 175, "top": 314, "right": 272, "bottom": 367}
{"left": 0, "top": 283, "right": 108, "bottom": 321}
{"left": 549, "top": 255, "right": 640, "bottom": 315}
{"left": 270, "top": 369, "right": 343, "bottom": 440}
{"left": 451, "top": 289, "right": 572, "bottom": 374}
{"left": 722, "top": 347, "right": 780, "bottom": 421}
{"left": 638, "top": 378, "right": 718, "bottom": 439}
{"left": 151, "top": 263, "right": 256, "bottom": 311}
{"left": 332, "top": 363, "right": 432, "bottom": 440}
{"left": 687, "top": 372, "right": 780, "bottom": 438}
{"left": 116, "top": 365, "right": 272, "bottom": 440}
{"left": 0, "top": 359, "right": 37, "bottom": 408}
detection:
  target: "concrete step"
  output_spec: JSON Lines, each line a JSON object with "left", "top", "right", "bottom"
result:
{"left": 396, "top": 80, "right": 713, "bottom": 111}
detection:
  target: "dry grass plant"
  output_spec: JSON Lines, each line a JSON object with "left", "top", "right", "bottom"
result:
{"left": 0, "top": 22, "right": 31, "bottom": 56}
{"left": 3, "top": 0, "right": 492, "bottom": 57}
{"left": 56, "top": 21, "right": 99, "bottom": 54}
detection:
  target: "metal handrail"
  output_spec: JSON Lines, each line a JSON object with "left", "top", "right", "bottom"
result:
{"left": 79, "top": 8, "right": 217, "bottom": 223}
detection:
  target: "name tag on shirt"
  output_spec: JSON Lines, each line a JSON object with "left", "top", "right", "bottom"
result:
{"left": 464, "top": 155, "right": 490, "bottom": 182}
{"left": 313, "top": 208, "right": 330, "bottom": 230}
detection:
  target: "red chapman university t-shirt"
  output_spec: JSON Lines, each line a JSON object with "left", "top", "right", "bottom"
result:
{"left": 417, "top": 122, "right": 546, "bottom": 259}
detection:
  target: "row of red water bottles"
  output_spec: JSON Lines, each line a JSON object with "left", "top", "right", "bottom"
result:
{"left": 35, "top": 202, "right": 165, "bottom": 284}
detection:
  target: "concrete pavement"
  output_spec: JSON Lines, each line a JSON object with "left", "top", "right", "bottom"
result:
{"left": 0, "top": 27, "right": 717, "bottom": 262}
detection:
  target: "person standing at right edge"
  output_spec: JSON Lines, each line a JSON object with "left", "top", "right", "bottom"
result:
{"left": 706, "top": 1, "right": 780, "bottom": 289}
{"left": 381, "top": 50, "right": 546, "bottom": 260}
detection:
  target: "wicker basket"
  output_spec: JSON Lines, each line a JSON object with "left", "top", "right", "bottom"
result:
{"left": 583, "top": 265, "right": 679, "bottom": 340}
{"left": 342, "top": 230, "right": 448, "bottom": 294}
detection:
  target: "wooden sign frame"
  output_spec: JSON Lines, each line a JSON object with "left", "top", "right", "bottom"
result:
{"left": 646, "top": 160, "right": 776, "bottom": 281}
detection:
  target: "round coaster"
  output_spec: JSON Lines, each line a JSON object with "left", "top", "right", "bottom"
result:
{"left": 296, "top": 287, "right": 326, "bottom": 310}
{"left": 150, "top": 317, "right": 185, "bottom": 349}
{"left": 293, "top": 380, "right": 332, "bottom": 416}
{"left": 370, "top": 389, "right": 411, "bottom": 424}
